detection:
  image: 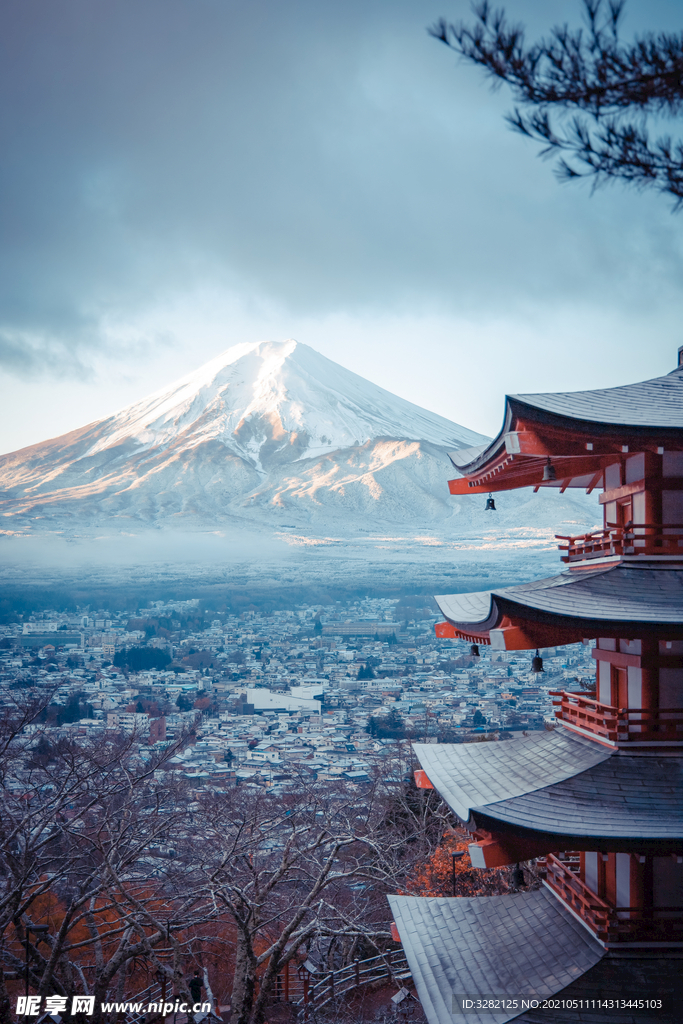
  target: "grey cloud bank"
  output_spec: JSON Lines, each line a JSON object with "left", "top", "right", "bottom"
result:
{"left": 1, "top": 0, "right": 683, "bottom": 449}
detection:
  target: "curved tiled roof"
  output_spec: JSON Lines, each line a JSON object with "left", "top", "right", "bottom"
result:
{"left": 413, "top": 731, "right": 611, "bottom": 824}
{"left": 388, "top": 889, "right": 604, "bottom": 1024}
{"left": 414, "top": 736, "right": 683, "bottom": 840}
{"left": 483, "top": 755, "right": 683, "bottom": 839}
{"left": 448, "top": 366, "right": 683, "bottom": 482}
{"left": 511, "top": 365, "right": 683, "bottom": 428}
{"left": 435, "top": 564, "right": 683, "bottom": 629}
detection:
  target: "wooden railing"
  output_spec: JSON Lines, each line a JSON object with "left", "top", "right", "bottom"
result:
{"left": 556, "top": 523, "right": 683, "bottom": 562}
{"left": 126, "top": 949, "right": 411, "bottom": 1021}
{"left": 293, "top": 950, "right": 410, "bottom": 1011}
{"left": 545, "top": 854, "right": 683, "bottom": 944}
{"left": 545, "top": 854, "right": 612, "bottom": 941}
{"left": 550, "top": 690, "right": 683, "bottom": 744}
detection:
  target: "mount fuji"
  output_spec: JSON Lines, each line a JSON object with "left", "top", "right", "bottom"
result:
{"left": 0, "top": 340, "right": 598, "bottom": 578}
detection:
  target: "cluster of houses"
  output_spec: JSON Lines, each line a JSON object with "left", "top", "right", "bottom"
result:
{"left": 1, "top": 596, "right": 596, "bottom": 793}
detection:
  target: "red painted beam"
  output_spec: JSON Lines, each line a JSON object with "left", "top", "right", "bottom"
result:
{"left": 468, "top": 834, "right": 560, "bottom": 869}
{"left": 591, "top": 648, "right": 641, "bottom": 669}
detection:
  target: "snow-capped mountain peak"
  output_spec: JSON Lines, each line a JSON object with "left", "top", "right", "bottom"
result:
{"left": 84, "top": 339, "right": 485, "bottom": 465}
{"left": 0, "top": 339, "right": 597, "bottom": 555}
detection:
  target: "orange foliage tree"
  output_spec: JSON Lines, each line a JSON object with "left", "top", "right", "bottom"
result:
{"left": 402, "top": 828, "right": 510, "bottom": 898}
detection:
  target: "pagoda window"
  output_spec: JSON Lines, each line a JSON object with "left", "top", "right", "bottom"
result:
{"left": 597, "top": 638, "right": 617, "bottom": 651}
{"left": 632, "top": 491, "right": 645, "bottom": 523}
{"left": 625, "top": 453, "right": 645, "bottom": 483}
{"left": 616, "top": 853, "right": 631, "bottom": 919}
{"left": 627, "top": 666, "right": 642, "bottom": 709}
{"left": 659, "top": 668, "right": 683, "bottom": 709}
{"left": 619, "top": 639, "right": 641, "bottom": 654}
{"left": 584, "top": 851, "right": 599, "bottom": 893}
{"left": 662, "top": 489, "right": 683, "bottom": 524}
{"left": 604, "top": 463, "right": 622, "bottom": 489}
{"left": 662, "top": 451, "right": 683, "bottom": 476}
{"left": 597, "top": 659, "right": 611, "bottom": 705}
{"left": 582, "top": 852, "right": 608, "bottom": 899}
{"left": 610, "top": 665, "right": 628, "bottom": 709}
{"left": 653, "top": 857, "right": 683, "bottom": 916}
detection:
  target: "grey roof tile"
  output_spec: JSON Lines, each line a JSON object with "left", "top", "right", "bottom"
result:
{"left": 480, "top": 755, "right": 683, "bottom": 839}
{"left": 415, "top": 736, "right": 683, "bottom": 840}
{"left": 413, "top": 731, "right": 610, "bottom": 823}
{"left": 436, "top": 564, "right": 683, "bottom": 628}
{"left": 511, "top": 366, "right": 683, "bottom": 428}
{"left": 388, "top": 889, "right": 604, "bottom": 1024}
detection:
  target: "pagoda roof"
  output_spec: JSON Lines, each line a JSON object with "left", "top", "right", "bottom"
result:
{"left": 447, "top": 364, "right": 683, "bottom": 493}
{"left": 388, "top": 888, "right": 604, "bottom": 1024}
{"left": 478, "top": 755, "right": 683, "bottom": 843}
{"left": 413, "top": 731, "right": 609, "bottom": 823}
{"left": 510, "top": 366, "right": 683, "bottom": 430}
{"left": 413, "top": 735, "right": 683, "bottom": 846}
{"left": 435, "top": 563, "right": 683, "bottom": 645}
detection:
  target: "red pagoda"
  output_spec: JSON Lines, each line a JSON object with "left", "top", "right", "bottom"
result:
{"left": 388, "top": 353, "right": 683, "bottom": 1023}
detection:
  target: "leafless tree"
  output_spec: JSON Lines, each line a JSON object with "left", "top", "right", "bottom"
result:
{"left": 431, "top": 0, "right": 683, "bottom": 204}
{"left": 189, "top": 758, "right": 448, "bottom": 1024}
{"left": 1, "top": 694, "right": 445, "bottom": 1024}
{"left": 0, "top": 689, "right": 210, "bottom": 1024}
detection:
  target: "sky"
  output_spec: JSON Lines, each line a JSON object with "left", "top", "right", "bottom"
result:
{"left": 2, "top": 0, "right": 683, "bottom": 453}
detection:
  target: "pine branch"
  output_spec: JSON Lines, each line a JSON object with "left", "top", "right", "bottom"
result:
{"left": 430, "top": 0, "right": 683, "bottom": 203}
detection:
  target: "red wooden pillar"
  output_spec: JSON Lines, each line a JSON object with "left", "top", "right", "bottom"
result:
{"left": 630, "top": 854, "right": 647, "bottom": 924}
{"left": 642, "top": 451, "right": 662, "bottom": 533}
{"left": 604, "top": 853, "right": 617, "bottom": 906}
{"left": 597, "top": 853, "right": 606, "bottom": 899}
{"left": 640, "top": 640, "right": 660, "bottom": 729}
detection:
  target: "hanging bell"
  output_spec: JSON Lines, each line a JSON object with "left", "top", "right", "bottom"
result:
{"left": 542, "top": 457, "right": 557, "bottom": 482}
{"left": 469, "top": 644, "right": 480, "bottom": 658}
{"left": 531, "top": 649, "right": 544, "bottom": 673}
{"left": 484, "top": 493, "right": 496, "bottom": 511}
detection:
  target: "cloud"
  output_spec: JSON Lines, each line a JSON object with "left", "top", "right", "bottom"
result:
{"left": 0, "top": 0, "right": 682, "bottom": 379}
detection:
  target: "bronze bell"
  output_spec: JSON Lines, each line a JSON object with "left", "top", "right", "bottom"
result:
{"left": 469, "top": 644, "right": 480, "bottom": 658}
{"left": 531, "top": 649, "right": 544, "bottom": 673}
{"left": 485, "top": 493, "right": 496, "bottom": 511}
{"left": 542, "top": 457, "right": 557, "bottom": 482}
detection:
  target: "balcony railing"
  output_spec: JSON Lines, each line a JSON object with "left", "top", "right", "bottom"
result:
{"left": 556, "top": 523, "right": 683, "bottom": 562}
{"left": 545, "top": 854, "right": 683, "bottom": 944}
{"left": 550, "top": 690, "right": 683, "bottom": 745}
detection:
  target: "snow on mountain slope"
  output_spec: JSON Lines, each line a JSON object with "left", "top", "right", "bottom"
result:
{"left": 0, "top": 339, "right": 598, "bottom": 552}
{"left": 51, "top": 339, "right": 484, "bottom": 464}
{"left": 0, "top": 339, "right": 483, "bottom": 507}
